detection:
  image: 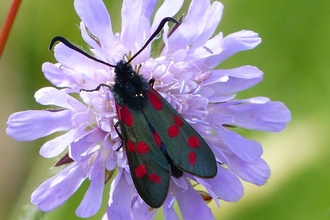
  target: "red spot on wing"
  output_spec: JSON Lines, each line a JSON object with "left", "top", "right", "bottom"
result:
{"left": 174, "top": 115, "right": 183, "bottom": 127}
{"left": 135, "top": 165, "right": 147, "bottom": 178}
{"left": 149, "top": 173, "right": 162, "bottom": 184}
{"left": 127, "top": 140, "right": 135, "bottom": 152}
{"left": 187, "top": 136, "right": 200, "bottom": 148}
{"left": 115, "top": 104, "right": 122, "bottom": 121}
{"left": 188, "top": 151, "right": 197, "bottom": 165}
{"left": 121, "top": 105, "right": 134, "bottom": 126}
{"left": 153, "top": 132, "right": 162, "bottom": 147}
{"left": 147, "top": 91, "right": 163, "bottom": 110}
{"left": 136, "top": 141, "right": 150, "bottom": 153}
{"left": 168, "top": 125, "right": 179, "bottom": 138}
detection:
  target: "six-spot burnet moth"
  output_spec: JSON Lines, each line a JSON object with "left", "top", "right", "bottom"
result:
{"left": 50, "top": 17, "right": 217, "bottom": 208}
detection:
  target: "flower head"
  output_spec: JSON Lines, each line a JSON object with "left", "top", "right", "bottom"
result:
{"left": 6, "top": 0, "right": 291, "bottom": 219}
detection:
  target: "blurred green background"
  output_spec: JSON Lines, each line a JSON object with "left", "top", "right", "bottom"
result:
{"left": 1, "top": 0, "right": 330, "bottom": 219}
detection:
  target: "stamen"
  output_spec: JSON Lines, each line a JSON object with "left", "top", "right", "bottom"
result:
{"left": 167, "top": 196, "right": 176, "bottom": 211}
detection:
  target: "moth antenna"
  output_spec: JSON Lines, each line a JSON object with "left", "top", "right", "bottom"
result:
{"left": 49, "top": 36, "right": 116, "bottom": 68}
{"left": 168, "top": 15, "right": 183, "bottom": 37}
{"left": 127, "top": 17, "right": 179, "bottom": 63}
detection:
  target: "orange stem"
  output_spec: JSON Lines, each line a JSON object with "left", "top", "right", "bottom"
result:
{"left": 0, "top": 0, "right": 22, "bottom": 59}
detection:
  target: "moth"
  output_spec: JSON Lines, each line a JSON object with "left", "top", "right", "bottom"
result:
{"left": 51, "top": 17, "right": 217, "bottom": 208}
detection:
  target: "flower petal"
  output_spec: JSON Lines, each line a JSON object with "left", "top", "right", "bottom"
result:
{"left": 211, "top": 124, "right": 263, "bottom": 162}
{"left": 131, "top": 200, "right": 157, "bottom": 220}
{"left": 6, "top": 110, "right": 72, "bottom": 141}
{"left": 42, "top": 62, "right": 77, "bottom": 88}
{"left": 186, "top": 32, "right": 224, "bottom": 61}
{"left": 76, "top": 154, "right": 105, "bottom": 217}
{"left": 205, "top": 30, "right": 261, "bottom": 68}
{"left": 168, "top": 0, "right": 210, "bottom": 51}
{"left": 120, "top": 0, "right": 143, "bottom": 50}
{"left": 74, "top": 0, "right": 116, "bottom": 49}
{"left": 107, "top": 169, "right": 134, "bottom": 220}
{"left": 35, "top": 87, "right": 87, "bottom": 110}
{"left": 163, "top": 195, "right": 179, "bottom": 220}
{"left": 70, "top": 129, "right": 103, "bottom": 161}
{"left": 141, "top": 0, "right": 157, "bottom": 21}
{"left": 227, "top": 156, "right": 271, "bottom": 185}
{"left": 200, "top": 165, "right": 243, "bottom": 202}
{"left": 228, "top": 100, "right": 291, "bottom": 132}
{"left": 173, "top": 179, "right": 215, "bottom": 220}
{"left": 200, "top": 66, "right": 263, "bottom": 100}
{"left": 40, "top": 126, "right": 87, "bottom": 158}
{"left": 31, "top": 163, "right": 87, "bottom": 211}
{"left": 192, "top": 2, "right": 224, "bottom": 48}
{"left": 152, "top": 0, "right": 184, "bottom": 32}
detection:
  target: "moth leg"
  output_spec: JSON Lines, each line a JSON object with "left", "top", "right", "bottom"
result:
{"left": 114, "top": 121, "right": 123, "bottom": 151}
{"left": 148, "top": 78, "right": 155, "bottom": 86}
{"left": 80, "top": 83, "right": 112, "bottom": 92}
{"left": 116, "top": 142, "right": 123, "bottom": 151}
{"left": 135, "top": 64, "right": 142, "bottom": 73}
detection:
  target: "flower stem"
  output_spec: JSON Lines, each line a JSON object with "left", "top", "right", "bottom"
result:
{"left": 0, "top": 0, "right": 22, "bottom": 59}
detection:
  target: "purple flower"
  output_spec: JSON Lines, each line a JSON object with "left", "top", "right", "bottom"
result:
{"left": 6, "top": 0, "right": 291, "bottom": 219}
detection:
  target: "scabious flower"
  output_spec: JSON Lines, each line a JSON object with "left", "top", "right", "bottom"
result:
{"left": 6, "top": 0, "right": 291, "bottom": 219}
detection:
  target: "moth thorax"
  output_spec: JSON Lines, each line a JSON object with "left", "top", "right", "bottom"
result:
{"left": 114, "top": 60, "right": 135, "bottom": 81}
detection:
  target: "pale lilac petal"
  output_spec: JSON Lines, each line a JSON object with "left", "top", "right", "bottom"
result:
{"left": 74, "top": 0, "right": 116, "bottom": 49}
{"left": 228, "top": 156, "right": 270, "bottom": 185}
{"left": 80, "top": 23, "right": 100, "bottom": 49}
{"left": 141, "top": 0, "right": 157, "bottom": 21}
{"left": 201, "top": 66, "right": 263, "bottom": 98}
{"left": 151, "top": 0, "right": 184, "bottom": 32}
{"left": 70, "top": 129, "right": 103, "bottom": 161}
{"left": 31, "top": 163, "right": 87, "bottom": 211}
{"left": 131, "top": 201, "right": 157, "bottom": 220}
{"left": 40, "top": 126, "right": 87, "bottom": 158}
{"left": 107, "top": 169, "right": 134, "bottom": 219}
{"left": 168, "top": 0, "right": 210, "bottom": 51}
{"left": 163, "top": 195, "right": 179, "bottom": 220}
{"left": 6, "top": 110, "right": 72, "bottom": 141}
{"left": 54, "top": 42, "right": 100, "bottom": 71}
{"left": 186, "top": 32, "right": 224, "bottom": 61}
{"left": 192, "top": 2, "right": 224, "bottom": 48}
{"left": 226, "top": 101, "right": 291, "bottom": 132}
{"left": 205, "top": 30, "right": 261, "bottom": 68}
{"left": 130, "top": 17, "right": 153, "bottom": 65}
{"left": 42, "top": 62, "right": 77, "bottom": 88}
{"left": 212, "top": 125, "right": 263, "bottom": 162}
{"left": 53, "top": 43, "right": 109, "bottom": 89}
{"left": 35, "top": 87, "right": 87, "bottom": 110}
{"left": 172, "top": 176, "right": 188, "bottom": 191}
{"left": 200, "top": 165, "right": 243, "bottom": 202}
{"left": 200, "top": 88, "right": 236, "bottom": 102}
{"left": 121, "top": 0, "right": 143, "bottom": 49}
{"left": 106, "top": 155, "right": 117, "bottom": 171}
{"left": 173, "top": 180, "right": 215, "bottom": 220}
{"left": 76, "top": 155, "right": 105, "bottom": 217}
